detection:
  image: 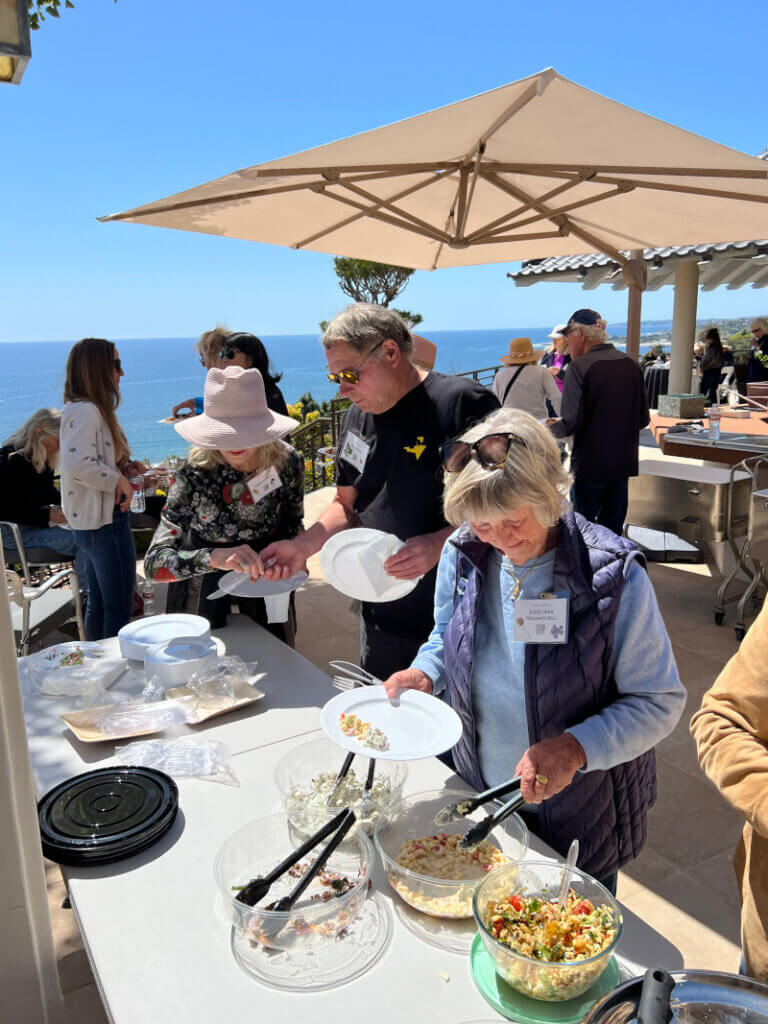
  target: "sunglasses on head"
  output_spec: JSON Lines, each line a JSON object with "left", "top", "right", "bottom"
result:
{"left": 327, "top": 339, "right": 385, "bottom": 385}
{"left": 441, "top": 432, "right": 526, "bottom": 473}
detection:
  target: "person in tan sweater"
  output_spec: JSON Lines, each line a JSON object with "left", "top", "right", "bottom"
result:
{"left": 691, "top": 599, "right": 768, "bottom": 981}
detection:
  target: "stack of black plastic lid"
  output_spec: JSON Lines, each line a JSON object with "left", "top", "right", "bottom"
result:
{"left": 38, "top": 767, "right": 179, "bottom": 866}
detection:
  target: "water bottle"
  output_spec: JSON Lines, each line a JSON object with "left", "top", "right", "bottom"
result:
{"left": 141, "top": 579, "right": 155, "bottom": 616}
{"left": 130, "top": 475, "right": 146, "bottom": 513}
{"left": 708, "top": 405, "right": 721, "bottom": 443}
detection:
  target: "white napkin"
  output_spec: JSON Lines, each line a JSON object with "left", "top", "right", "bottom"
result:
{"left": 356, "top": 533, "right": 403, "bottom": 598}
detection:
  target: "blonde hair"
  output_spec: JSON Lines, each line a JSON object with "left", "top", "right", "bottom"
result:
{"left": 443, "top": 409, "right": 571, "bottom": 529}
{"left": 750, "top": 316, "right": 768, "bottom": 333}
{"left": 195, "top": 326, "right": 231, "bottom": 369}
{"left": 186, "top": 439, "right": 291, "bottom": 473}
{"left": 3, "top": 408, "right": 62, "bottom": 473}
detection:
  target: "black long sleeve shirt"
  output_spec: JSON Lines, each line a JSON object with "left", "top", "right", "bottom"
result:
{"left": 0, "top": 444, "right": 60, "bottom": 527}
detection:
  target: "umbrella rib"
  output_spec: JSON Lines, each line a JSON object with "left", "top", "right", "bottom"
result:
{"left": 591, "top": 174, "right": 768, "bottom": 205}
{"left": 474, "top": 185, "right": 635, "bottom": 241}
{"left": 467, "top": 229, "right": 569, "bottom": 244}
{"left": 463, "top": 174, "right": 591, "bottom": 242}
{"left": 306, "top": 188, "right": 453, "bottom": 245}
{"left": 480, "top": 168, "right": 628, "bottom": 264}
{"left": 485, "top": 163, "right": 768, "bottom": 179}
{"left": 332, "top": 179, "right": 453, "bottom": 241}
{"left": 289, "top": 172, "right": 454, "bottom": 249}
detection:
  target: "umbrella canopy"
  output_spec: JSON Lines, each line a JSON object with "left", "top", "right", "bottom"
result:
{"left": 101, "top": 68, "right": 768, "bottom": 273}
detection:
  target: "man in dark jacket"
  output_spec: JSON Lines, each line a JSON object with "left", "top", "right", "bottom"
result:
{"left": 550, "top": 309, "right": 649, "bottom": 536}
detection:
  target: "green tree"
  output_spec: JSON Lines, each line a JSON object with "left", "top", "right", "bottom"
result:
{"left": 27, "top": 0, "right": 116, "bottom": 30}
{"left": 330, "top": 257, "right": 423, "bottom": 328}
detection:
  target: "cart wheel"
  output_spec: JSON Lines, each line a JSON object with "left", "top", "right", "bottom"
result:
{"left": 735, "top": 625, "right": 746, "bottom": 641}
{"left": 714, "top": 610, "right": 725, "bottom": 625}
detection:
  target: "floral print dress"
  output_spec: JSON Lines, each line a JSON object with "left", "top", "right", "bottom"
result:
{"left": 144, "top": 445, "right": 304, "bottom": 582}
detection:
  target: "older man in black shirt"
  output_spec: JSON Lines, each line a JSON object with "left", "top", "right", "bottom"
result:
{"left": 550, "top": 309, "right": 649, "bottom": 536}
{"left": 261, "top": 304, "right": 498, "bottom": 677}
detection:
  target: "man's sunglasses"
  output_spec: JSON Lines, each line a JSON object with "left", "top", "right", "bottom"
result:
{"left": 327, "top": 339, "right": 385, "bottom": 385}
{"left": 441, "top": 432, "right": 526, "bottom": 473}
{"left": 113, "top": 358, "right": 122, "bottom": 372}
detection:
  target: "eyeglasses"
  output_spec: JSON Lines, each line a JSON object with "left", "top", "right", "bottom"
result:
{"left": 752, "top": 328, "right": 763, "bottom": 335}
{"left": 327, "top": 340, "right": 385, "bottom": 385}
{"left": 441, "top": 432, "right": 526, "bottom": 473}
{"left": 113, "top": 358, "right": 122, "bottom": 372}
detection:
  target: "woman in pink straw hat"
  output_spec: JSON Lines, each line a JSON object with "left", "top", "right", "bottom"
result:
{"left": 144, "top": 366, "right": 304, "bottom": 643}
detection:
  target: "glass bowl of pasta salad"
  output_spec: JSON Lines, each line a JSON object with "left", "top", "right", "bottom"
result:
{"left": 473, "top": 860, "right": 622, "bottom": 1001}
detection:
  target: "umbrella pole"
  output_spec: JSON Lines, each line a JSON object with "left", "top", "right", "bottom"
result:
{"left": 622, "top": 250, "right": 647, "bottom": 361}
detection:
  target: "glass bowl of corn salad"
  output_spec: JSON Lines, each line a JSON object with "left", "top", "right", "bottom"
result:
{"left": 274, "top": 737, "right": 408, "bottom": 837}
{"left": 473, "top": 861, "right": 622, "bottom": 1001}
{"left": 374, "top": 789, "right": 528, "bottom": 919}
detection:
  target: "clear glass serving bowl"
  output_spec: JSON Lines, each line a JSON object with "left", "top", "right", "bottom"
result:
{"left": 214, "top": 812, "right": 372, "bottom": 954}
{"left": 374, "top": 788, "right": 529, "bottom": 919}
{"left": 472, "top": 860, "right": 623, "bottom": 1002}
{"left": 273, "top": 736, "right": 408, "bottom": 837}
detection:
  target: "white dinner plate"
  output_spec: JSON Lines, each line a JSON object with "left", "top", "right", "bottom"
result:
{"left": 320, "top": 686, "right": 462, "bottom": 761}
{"left": 207, "top": 570, "right": 308, "bottom": 601}
{"left": 118, "top": 613, "right": 210, "bottom": 661}
{"left": 319, "top": 528, "right": 420, "bottom": 603}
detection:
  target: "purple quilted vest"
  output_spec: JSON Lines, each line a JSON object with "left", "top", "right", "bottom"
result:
{"left": 442, "top": 510, "right": 657, "bottom": 879}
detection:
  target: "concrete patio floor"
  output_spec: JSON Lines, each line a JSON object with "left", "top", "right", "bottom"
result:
{"left": 47, "top": 486, "right": 749, "bottom": 1020}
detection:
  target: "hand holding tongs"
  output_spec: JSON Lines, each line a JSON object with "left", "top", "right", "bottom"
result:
{"left": 329, "top": 660, "right": 399, "bottom": 707}
{"left": 434, "top": 775, "right": 523, "bottom": 827}
{"left": 235, "top": 807, "right": 356, "bottom": 915}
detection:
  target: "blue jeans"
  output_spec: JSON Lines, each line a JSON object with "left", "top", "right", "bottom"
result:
{"left": 2, "top": 523, "right": 88, "bottom": 592}
{"left": 572, "top": 478, "right": 629, "bottom": 537}
{"left": 73, "top": 509, "right": 136, "bottom": 640}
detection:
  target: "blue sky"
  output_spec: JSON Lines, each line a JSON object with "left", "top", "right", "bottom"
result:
{"left": 1, "top": 0, "right": 767, "bottom": 341}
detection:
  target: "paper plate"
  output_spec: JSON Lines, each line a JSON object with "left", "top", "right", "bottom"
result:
{"left": 118, "top": 614, "right": 210, "bottom": 661}
{"left": 207, "top": 570, "right": 308, "bottom": 601}
{"left": 470, "top": 935, "right": 620, "bottom": 1023}
{"left": 319, "top": 528, "right": 419, "bottom": 602}
{"left": 320, "top": 686, "right": 462, "bottom": 761}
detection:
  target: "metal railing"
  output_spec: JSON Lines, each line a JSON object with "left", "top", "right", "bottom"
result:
{"left": 456, "top": 364, "right": 502, "bottom": 387}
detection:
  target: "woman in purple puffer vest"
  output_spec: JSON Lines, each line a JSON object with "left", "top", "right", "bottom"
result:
{"left": 384, "top": 409, "right": 686, "bottom": 889}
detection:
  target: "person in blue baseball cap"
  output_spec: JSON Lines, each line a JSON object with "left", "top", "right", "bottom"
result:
{"left": 549, "top": 309, "right": 649, "bottom": 535}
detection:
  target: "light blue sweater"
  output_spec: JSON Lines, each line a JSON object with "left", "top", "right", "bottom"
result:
{"left": 411, "top": 537, "right": 686, "bottom": 788}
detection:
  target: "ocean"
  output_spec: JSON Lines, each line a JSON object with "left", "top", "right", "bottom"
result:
{"left": 0, "top": 323, "right": 672, "bottom": 464}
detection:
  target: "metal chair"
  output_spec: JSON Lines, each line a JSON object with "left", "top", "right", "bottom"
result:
{"left": 5, "top": 567, "right": 85, "bottom": 656}
{"left": 0, "top": 519, "right": 73, "bottom": 585}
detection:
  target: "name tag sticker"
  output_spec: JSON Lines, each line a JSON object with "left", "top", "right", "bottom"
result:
{"left": 512, "top": 596, "right": 569, "bottom": 644}
{"left": 339, "top": 432, "right": 370, "bottom": 473}
{"left": 247, "top": 466, "right": 282, "bottom": 503}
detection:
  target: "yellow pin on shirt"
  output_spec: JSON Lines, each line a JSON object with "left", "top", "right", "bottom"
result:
{"left": 404, "top": 436, "right": 427, "bottom": 460}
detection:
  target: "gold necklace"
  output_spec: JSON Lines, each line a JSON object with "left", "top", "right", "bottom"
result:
{"left": 503, "top": 555, "right": 545, "bottom": 600}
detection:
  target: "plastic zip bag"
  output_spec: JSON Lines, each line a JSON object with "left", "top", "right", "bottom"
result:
{"left": 114, "top": 737, "right": 239, "bottom": 786}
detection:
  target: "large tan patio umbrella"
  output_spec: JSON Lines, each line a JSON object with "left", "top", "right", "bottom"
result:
{"left": 101, "top": 68, "right": 768, "bottom": 357}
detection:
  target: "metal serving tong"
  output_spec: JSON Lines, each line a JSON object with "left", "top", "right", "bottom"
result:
{"left": 329, "top": 660, "right": 399, "bottom": 707}
{"left": 434, "top": 775, "right": 523, "bottom": 827}
{"left": 457, "top": 791, "right": 527, "bottom": 852}
{"left": 235, "top": 807, "right": 356, "bottom": 911}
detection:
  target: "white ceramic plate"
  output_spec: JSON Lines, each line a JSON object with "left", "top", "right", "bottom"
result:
{"left": 118, "top": 614, "right": 210, "bottom": 661}
{"left": 207, "top": 570, "right": 308, "bottom": 601}
{"left": 319, "top": 528, "right": 419, "bottom": 603}
{"left": 320, "top": 686, "right": 462, "bottom": 761}
{"left": 143, "top": 635, "right": 219, "bottom": 686}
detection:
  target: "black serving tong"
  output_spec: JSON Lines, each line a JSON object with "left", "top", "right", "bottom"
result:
{"left": 434, "top": 775, "right": 523, "bottom": 827}
{"left": 257, "top": 808, "right": 357, "bottom": 944}
{"left": 637, "top": 968, "right": 675, "bottom": 1024}
{"left": 359, "top": 758, "right": 376, "bottom": 815}
{"left": 457, "top": 791, "right": 527, "bottom": 852}
{"left": 326, "top": 750, "right": 356, "bottom": 806}
{"left": 235, "top": 807, "right": 353, "bottom": 908}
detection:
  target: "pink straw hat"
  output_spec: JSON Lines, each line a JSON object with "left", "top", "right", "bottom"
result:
{"left": 174, "top": 366, "right": 297, "bottom": 449}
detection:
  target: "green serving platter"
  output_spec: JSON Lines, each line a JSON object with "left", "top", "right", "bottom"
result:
{"left": 469, "top": 934, "right": 620, "bottom": 1024}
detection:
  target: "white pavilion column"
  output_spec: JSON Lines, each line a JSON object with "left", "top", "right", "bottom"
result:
{"left": 668, "top": 260, "right": 700, "bottom": 394}
{"left": 0, "top": 559, "right": 65, "bottom": 1024}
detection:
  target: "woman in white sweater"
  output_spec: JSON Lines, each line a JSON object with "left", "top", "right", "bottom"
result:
{"left": 60, "top": 339, "right": 137, "bottom": 639}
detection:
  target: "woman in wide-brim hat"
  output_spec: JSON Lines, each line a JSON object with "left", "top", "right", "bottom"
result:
{"left": 492, "top": 337, "right": 562, "bottom": 420}
{"left": 144, "top": 366, "right": 304, "bottom": 644}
